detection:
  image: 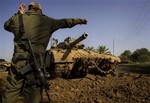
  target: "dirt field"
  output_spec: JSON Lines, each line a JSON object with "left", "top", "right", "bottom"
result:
{"left": 0, "top": 68, "right": 150, "bottom": 103}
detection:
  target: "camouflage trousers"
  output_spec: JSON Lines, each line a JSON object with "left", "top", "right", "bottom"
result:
{"left": 2, "top": 60, "right": 42, "bottom": 103}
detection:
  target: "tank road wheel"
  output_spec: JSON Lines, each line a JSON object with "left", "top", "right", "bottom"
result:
{"left": 98, "top": 59, "right": 114, "bottom": 75}
{"left": 53, "top": 64, "right": 62, "bottom": 78}
{"left": 0, "top": 66, "right": 7, "bottom": 72}
{"left": 49, "top": 64, "right": 62, "bottom": 78}
{"left": 50, "top": 64, "right": 73, "bottom": 78}
{"left": 71, "top": 58, "right": 88, "bottom": 78}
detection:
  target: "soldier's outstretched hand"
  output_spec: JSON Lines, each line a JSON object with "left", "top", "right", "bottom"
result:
{"left": 18, "top": 3, "right": 26, "bottom": 14}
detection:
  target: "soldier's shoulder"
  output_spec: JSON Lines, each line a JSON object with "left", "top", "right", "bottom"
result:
{"left": 42, "top": 15, "right": 56, "bottom": 21}
{"left": 8, "top": 14, "right": 20, "bottom": 21}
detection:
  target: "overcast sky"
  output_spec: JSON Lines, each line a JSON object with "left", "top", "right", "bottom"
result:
{"left": 1, "top": 0, "right": 150, "bottom": 61}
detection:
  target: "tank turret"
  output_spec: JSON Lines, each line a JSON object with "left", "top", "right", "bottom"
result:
{"left": 53, "top": 33, "right": 88, "bottom": 49}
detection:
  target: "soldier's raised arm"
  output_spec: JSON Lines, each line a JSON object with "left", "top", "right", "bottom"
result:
{"left": 4, "top": 4, "right": 26, "bottom": 32}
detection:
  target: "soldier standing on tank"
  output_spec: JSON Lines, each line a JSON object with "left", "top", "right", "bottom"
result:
{"left": 2, "top": 2, "right": 87, "bottom": 103}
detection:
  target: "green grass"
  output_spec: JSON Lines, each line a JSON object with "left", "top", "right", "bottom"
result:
{"left": 119, "top": 62, "right": 150, "bottom": 75}
{"left": 119, "top": 62, "right": 150, "bottom": 73}
{"left": 119, "top": 62, "right": 150, "bottom": 69}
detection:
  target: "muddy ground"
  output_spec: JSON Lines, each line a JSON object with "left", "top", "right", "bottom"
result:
{"left": 0, "top": 68, "right": 150, "bottom": 103}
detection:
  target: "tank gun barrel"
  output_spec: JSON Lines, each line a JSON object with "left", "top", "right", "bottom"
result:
{"left": 69, "top": 33, "right": 88, "bottom": 48}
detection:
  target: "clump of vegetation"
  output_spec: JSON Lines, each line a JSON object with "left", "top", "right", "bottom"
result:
{"left": 120, "top": 48, "right": 150, "bottom": 63}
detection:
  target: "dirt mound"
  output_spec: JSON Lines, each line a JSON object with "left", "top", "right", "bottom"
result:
{"left": 45, "top": 73, "right": 150, "bottom": 103}
{"left": 0, "top": 72, "right": 150, "bottom": 103}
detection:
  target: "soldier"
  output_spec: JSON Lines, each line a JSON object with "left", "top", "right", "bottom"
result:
{"left": 2, "top": 2, "right": 87, "bottom": 103}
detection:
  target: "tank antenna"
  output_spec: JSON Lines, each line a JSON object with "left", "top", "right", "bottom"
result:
{"left": 50, "top": 36, "right": 53, "bottom": 49}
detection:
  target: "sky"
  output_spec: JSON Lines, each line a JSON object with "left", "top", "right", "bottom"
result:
{"left": 0, "top": 0, "right": 150, "bottom": 62}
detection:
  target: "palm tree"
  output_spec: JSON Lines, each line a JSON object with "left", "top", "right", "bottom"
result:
{"left": 85, "top": 46, "right": 95, "bottom": 51}
{"left": 96, "top": 45, "right": 111, "bottom": 54}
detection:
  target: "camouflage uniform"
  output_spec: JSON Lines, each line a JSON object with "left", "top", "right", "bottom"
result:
{"left": 2, "top": 2, "right": 87, "bottom": 103}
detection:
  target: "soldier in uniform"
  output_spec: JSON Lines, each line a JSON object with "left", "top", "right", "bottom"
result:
{"left": 2, "top": 2, "right": 87, "bottom": 103}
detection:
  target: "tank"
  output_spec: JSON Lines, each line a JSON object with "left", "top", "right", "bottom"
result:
{"left": 45, "top": 33, "right": 121, "bottom": 78}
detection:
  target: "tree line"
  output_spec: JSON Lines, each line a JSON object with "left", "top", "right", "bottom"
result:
{"left": 85, "top": 46, "right": 150, "bottom": 63}
{"left": 85, "top": 45, "right": 111, "bottom": 54}
{"left": 119, "top": 48, "right": 150, "bottom": 63}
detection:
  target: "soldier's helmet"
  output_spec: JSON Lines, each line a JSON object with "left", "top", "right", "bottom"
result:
{"left": 29, "top": 2, "right": 42, "bottom": 10}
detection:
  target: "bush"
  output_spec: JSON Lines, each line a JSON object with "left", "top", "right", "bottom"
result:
{"left": 138, "top": 54, "right": 150, "bottom": 63}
